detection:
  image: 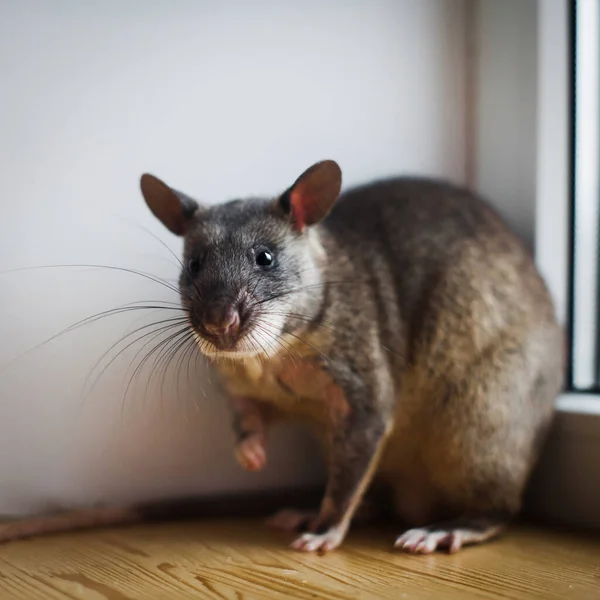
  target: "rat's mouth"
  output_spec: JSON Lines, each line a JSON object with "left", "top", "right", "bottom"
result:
{"left": 201, "top": 332, "right": 245, "bottom": 353}
{"left": 191, "top": 315, "right": 284, "bottom": 360}
{"left": 192, "top": 330, "right": 261, "bottom": 359}
{"left": 192, "top": 324, "right": 244, "bottom": 350}
{"left": 190, "top": 314, "right": 260, "bottom": 358}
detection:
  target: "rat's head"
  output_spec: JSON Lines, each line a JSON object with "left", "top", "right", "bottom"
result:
{"left": 140, "top": 160, "right": 342, "bottom": 359}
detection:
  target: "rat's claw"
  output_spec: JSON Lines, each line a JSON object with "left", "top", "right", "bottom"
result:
{"left": 235, "top": 434, "right": 266, "bottom": 471}
{"left": 394, "top": 528, "right": 452, "bottom": 554}
{"left": 394, "top": 521, "right": 501, "bottom": 554}
{"left": 290, "top": 524, "right": 346, "bottom": 553}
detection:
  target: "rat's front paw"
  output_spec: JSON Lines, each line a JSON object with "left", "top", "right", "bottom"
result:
{"left": 290, "top": 523, "right": 347, "bottom": 553}
{"left": 235, "top": 434, "right": 266, "bottom": 471}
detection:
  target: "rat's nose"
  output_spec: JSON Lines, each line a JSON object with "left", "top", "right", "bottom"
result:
{"left": 204, "top": 307, "right": 240, "bottom": 337}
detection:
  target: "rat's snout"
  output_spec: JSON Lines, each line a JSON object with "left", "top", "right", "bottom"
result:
{"left": 197, "top": 295, "right": 247, "bottom": 351}
{"left": 203, "top": 306, "right": 240, "bottom": 338}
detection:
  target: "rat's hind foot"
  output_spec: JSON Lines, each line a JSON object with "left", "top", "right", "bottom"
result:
{"left": 394, "top": 517, "right": 505, "bottom": 554}
{"left": 266, "top": 509, "right": 318, "bottom": 533}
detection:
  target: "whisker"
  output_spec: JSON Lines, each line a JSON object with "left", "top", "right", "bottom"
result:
{"left": 147, "top": 327, "right": 195, "bottom": 399}
{"left": 123, "top": 325, "right": 193, "bottom": 417}
{"left": 128, "top": 299, "right": 184, "bottom": 308}
{"left": 153, "top": 330, "right": 198, "bottom": 418}
{"left": 161, "top": 331, "right": 196, "bottom": 406}
{"left": 81, "top": 317, "right": 190, "bottom": 402}
{"left": 77, "top": 320, "right": 188, "bottom": 418}
{"left": 181, "top": 337, "right": 201, "bottom": 399}
{"left": 253, "top": 322, "right": 296, "bottom": 365}
{"left": 125, "top": 321, "right": 189, "bottom": 384}
{"left": 1, "top": 263, "right": 183, "bottom": 296}
{"left": 246, "top": 332, "right": 265, "bottom": 363}
{"left": 258, "top": 319, "right": 334, "bottom": 364}
{"left": 119, "top": 219, "right": 204, "bottom": 303}
{"left": 153, "top": 327, "right": 201, "bottom": 412}
{"left": 111, "top": 324, "right": 189, "bottom": 420}
{"left": 0, "top": 303, "right": 189, "bottom": 376}
{"left": 174, "top": 336, "right": 204, "bottom": 414}
{"left": 152, "top": 333, "right": 183, "bottom": 417}
{"left": 268, "top": 309, "right": 404, "bottom": 362}
{"left": 251, "top": 325, "right": 276, "bottom": 359}
{"left": 251, "top": 279, "right": 368, "bottom": 308}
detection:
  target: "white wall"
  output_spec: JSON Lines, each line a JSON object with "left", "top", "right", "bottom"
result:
{"left": 0, "top": 0, "right": 467, "bottom": 516}
{"left": 472, "top": 0, "right": 538, "bottom": 245}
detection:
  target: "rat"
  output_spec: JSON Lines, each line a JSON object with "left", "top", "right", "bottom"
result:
{"left": 0, "top": 160, "right": 564, "bottom": 554}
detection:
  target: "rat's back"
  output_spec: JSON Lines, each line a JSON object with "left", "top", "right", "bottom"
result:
{"left": 325, "top": 176, "right": 532, "bottom": 272}
{"left": 321, "top": 176, "right": 558, "bottom": 351}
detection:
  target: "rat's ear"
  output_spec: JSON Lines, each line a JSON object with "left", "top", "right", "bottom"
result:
{"left": 140, "top": 173, "right": 200, "bottom": 236}
{"left": 278, "top": 160, "right": 342, "bottom": 230}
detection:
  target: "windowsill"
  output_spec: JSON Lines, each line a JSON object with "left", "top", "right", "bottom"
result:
{"left": 555, "top": 393, "right": 600, "bottom": 438}
{"left": 557, "top": 392, "right": 600, "bottom": 417}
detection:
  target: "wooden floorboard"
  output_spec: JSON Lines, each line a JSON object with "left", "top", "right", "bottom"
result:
{"left": 0, "top": 518, "right": 598, "bottom": 599}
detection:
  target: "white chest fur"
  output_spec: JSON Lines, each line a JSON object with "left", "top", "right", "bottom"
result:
{"left": 216, "top": 354, "right": 343, "bottom": 424}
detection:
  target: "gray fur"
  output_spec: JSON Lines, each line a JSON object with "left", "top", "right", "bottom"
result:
{"left": 146, "top": 163, "right": 565, "bottom": 553}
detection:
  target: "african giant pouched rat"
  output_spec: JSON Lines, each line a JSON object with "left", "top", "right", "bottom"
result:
{"left": 0, "top": 161, "right": 564, "bottom": 554}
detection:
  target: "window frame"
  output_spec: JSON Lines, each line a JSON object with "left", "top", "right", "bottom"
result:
{"left": 526, "top": 0, "right": 600, "bottom": 528}
{"left": 568, "top": 0, "right": 600, "bottom": 391}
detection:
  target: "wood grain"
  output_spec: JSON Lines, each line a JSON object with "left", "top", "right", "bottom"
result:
{"left": 0, "top": 519, "right": 597, "bottom": 599}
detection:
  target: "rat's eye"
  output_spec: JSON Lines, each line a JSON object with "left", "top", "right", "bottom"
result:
{"left": 255, "top": 248, "right": 274, "bottom": 268}
{"left": 188, "top": 257, "right": 201, "bottom": 274}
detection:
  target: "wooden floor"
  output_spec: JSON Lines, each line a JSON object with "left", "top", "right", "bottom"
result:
{"left": 0, "top": 519, "right": 598, "bottom": 599}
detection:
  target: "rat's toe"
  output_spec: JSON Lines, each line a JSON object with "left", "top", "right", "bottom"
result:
{"left": 394, "top": 528, "right": 450, "bottom": 554}
{"left": 394, "top": 518, "right": 505, "bottom": 554}
{"left": 235, "top": 434, "right": 266, "bottom": 471}
{"left": 290, "top": 525, "right": 346, "bottom": 553}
